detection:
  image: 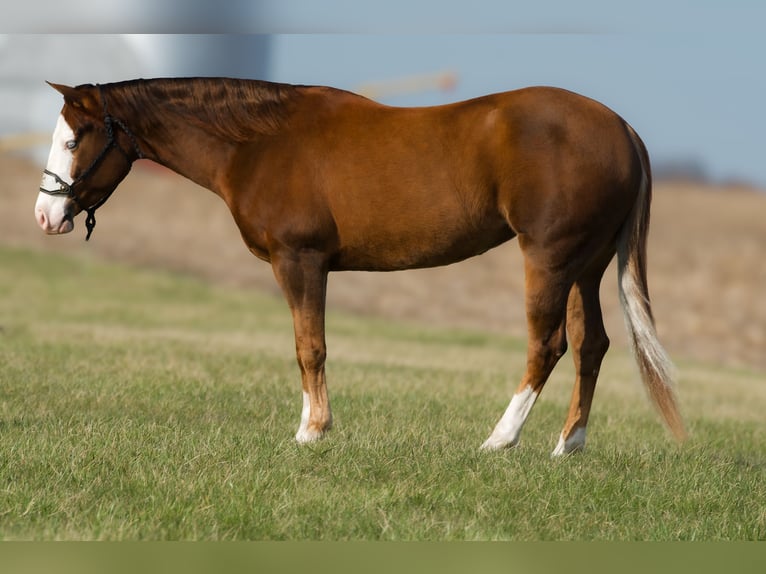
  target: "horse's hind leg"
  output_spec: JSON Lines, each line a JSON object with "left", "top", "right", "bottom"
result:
{"left": 481, "top": 257, "right": 571, "bottom": 450}
{"left": 271, "top": 249, "right": 333, "bottom": 443}
{"left": 551, "top": 253, "right": 612, "bottom": 456}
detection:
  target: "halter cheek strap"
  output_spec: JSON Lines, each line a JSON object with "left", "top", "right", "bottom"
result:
{"left": 38, "top": 84, "right": 144, "bottom": 241}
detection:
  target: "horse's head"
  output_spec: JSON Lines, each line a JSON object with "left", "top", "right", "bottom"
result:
{"left": 35, "top": 82, "right": 142, "bottom": 240}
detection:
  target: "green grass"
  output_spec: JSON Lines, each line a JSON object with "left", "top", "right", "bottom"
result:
{"left": 0, "top": 245, "right": 764, "bottom": 540}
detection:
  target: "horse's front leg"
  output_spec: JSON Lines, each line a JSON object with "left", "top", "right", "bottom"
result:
{"left": 271, "top": 249, "right": 333, "bottom": 443}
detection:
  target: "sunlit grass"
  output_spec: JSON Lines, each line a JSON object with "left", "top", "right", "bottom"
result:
{"left": 0, "top": 246, "right": 763, "bottom": 540}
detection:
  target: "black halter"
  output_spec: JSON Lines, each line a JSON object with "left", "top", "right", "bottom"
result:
{"left": 39, "top": 84, "right": 144, "bottom": 240}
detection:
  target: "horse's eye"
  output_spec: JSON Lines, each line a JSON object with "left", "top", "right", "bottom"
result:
{"left": 66, "top": 140, "right": 78, "bottom": 151}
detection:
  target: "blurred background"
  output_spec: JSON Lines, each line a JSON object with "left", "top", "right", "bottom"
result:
{"left": 2, "top": 28, "right": 765, "bottom": 186}
{"left": 1, "top": 1, "right": 764, "bottom": 372}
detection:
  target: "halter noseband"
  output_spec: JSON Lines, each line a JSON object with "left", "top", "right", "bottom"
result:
{"left": 39, "top": 84, "right": 144, "bottom": 240}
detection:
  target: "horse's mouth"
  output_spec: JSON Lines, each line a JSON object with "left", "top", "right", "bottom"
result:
{"left": 55, "top": 217, "right": 74, "bottom": 234}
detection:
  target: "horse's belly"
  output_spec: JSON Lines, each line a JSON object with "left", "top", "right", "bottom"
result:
{"left": 331, "top": 218, "right": 514, "bottom": 272}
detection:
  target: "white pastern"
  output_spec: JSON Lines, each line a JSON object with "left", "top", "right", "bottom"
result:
{"left": 481, "top": 386, "right": 538, "bottom": 450}
{"left": 35, "top": 115, "right": 75, "bottom": 234}
{"left": 295, "top": 391, "right": 320, "bottom": 443}
{"left": 551, "top": 427, "right": 587, "bottom": 457}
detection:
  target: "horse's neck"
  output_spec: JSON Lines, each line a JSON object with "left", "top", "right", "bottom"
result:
{"left": 137, "top": 120, "right": 235, "bottom": 195}
{"left": 112, "top": 79, "right": 300, "bottom": 195}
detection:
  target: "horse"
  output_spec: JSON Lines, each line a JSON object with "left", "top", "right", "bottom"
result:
{"left": 35, "top": 78, "right": 686, "bottom": 455}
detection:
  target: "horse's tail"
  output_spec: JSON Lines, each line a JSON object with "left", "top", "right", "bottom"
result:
{"left": 617, "top": 124, "right": 687, "bottom": 442}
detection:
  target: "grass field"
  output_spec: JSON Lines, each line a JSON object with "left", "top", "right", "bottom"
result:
{"left": 0, "top": 245, "right": 764, "bottom": 540}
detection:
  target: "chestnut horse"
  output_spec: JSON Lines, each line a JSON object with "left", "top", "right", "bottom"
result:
{"left": 35, "top": 78, "right": 685, "bottom": 455}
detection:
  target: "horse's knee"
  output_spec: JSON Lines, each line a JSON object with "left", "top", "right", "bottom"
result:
{"left": 296, "top": 342, "right": 326, "bottom": 373}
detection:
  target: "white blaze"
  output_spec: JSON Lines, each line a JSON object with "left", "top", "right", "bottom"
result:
{"left": 35, "top": 114, "right": 75, "bottom": 234}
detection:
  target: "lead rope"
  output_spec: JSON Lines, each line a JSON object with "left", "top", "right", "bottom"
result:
{"left": 85, "top": 210, "right": 97, "bottom": 241}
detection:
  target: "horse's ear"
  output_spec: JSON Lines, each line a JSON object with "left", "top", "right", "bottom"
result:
{"left": 46, "top": 81, "right": 98, "bottom": 112}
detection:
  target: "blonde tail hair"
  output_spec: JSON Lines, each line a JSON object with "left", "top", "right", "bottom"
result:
{"left": 618, "top": 124, "right": 687, "bottom": 442}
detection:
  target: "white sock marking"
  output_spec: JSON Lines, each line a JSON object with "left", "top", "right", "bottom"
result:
{"left": 551, "top": 427, "right": 587, "bottom": 457}
{"left": 295, "top": 391, "right": 321, "bottom": 443}
{"left": 481, "top": 386, "right": 538, "bottom": 450}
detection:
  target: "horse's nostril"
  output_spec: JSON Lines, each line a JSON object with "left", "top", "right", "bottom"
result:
{"left": 36, "top": 207, "right": 49, "bottom": 230}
